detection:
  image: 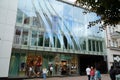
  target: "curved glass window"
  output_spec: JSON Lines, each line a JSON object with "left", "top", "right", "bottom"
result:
{"left": 16, "top": 0, "right": 105, "bottom": 53}
{"left": 56, "top": 36, "right": 61, "bottom": 48}
{"left": 31, "top": 30, "right": 37, "bottom": 46}
{"left": 24, "top": 14, "right": 30, "bottom": 25}
{"left": 38, "top": 32, "right": 44, "bottom": 46}
{"left": 32, "top": 17, "right": 39, "bottom": 27}
{"left": 44, "top": 33, "right": 50, "bottom": 47}
{"left": 96, "top": 41, "right": 99, "bottom": 52}
{"left": 16, "top": 9, "right": 23, "bottom": 24}
{"left": 14, "top": 27, "right": 22, "bottom": 44}
{"left": 22, "top": 29, "right": 28, "bottom": 45}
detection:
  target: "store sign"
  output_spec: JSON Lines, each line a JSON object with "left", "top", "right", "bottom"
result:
{"left": 61, "top": 55, "right": 72, "bottom": 60}
{"left": 114, "top": 55, "right": 120, "bottom": 62}
{"left": 113, "top": 55, "right": 120, "bottom": 67}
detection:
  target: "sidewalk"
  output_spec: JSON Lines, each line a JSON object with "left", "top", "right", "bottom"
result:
{"left": 24, "top": 74, "right": 111, "bottom": 80}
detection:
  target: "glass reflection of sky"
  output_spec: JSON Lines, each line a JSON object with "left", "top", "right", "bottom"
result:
{"left": 17, "top": 0, "right": 104, "bottom": 49}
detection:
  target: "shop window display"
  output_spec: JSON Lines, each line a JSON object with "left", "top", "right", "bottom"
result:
{"left": 26, "top": 55, "right": 42, "bottom": 77}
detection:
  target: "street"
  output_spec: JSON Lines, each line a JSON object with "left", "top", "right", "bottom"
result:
{"left": 24, "top": 74, "right": 111, "bottom": 80}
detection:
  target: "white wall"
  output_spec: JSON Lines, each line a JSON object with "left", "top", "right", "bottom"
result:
{"left": 107, "top": 49, "right": 120, "bottom": 70}
{"left": 0, "top": 0, "right": 18, "bottom": 77}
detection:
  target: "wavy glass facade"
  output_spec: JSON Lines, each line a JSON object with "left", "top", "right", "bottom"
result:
{"left": 13, "top": 0, "right": 105, "bottom": 53}
{"left": 9, "top": 0, "right": 107, "bottom": 77}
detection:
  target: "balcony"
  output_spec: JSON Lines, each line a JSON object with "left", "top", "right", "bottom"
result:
{"left": 111, "top": 31, "right": 120, "bottom": 39}
{"left": 108, "top": 46, "right": 120, "bottom": 51}
{"left": 110, "top": 47, "right": 120, "bottom": 51}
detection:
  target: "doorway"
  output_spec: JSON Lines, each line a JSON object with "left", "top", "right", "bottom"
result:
{"left": 79, "top": 55, "right": 107, "bottom": 75}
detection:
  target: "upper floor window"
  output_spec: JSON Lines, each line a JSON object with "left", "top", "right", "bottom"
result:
{"left": 16, "top": 9, "right": 23, "bottom": 24}
{"left": 32, "top": 17, "right": 39, "bottom": 27}
{"left": 31, "top": 30, "right": 37, "bottom": 46}
{"left": 88, "top": 39, "right": 103, "bottom": 52}
{"left": 22, "top": 29, "right": 28, "bottom": 45}
{"left": 24, "top": 15, "right": 30, "bottom": 25}
{"left": 44, "top": 33, "right": 50, "bottom": 47}
{"left": 14, "top": 27, "right": 22, "bottom": 44}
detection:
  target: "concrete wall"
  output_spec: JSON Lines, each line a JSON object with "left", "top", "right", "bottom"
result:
{"left": 0, "top": 0, "right": 18, "bottom": 77}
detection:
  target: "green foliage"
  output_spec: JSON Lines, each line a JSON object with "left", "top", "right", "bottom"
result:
{"left": 76, "top": 0, "right": 120, "bottom": 29}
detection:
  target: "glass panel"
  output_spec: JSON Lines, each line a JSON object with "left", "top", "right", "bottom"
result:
{"left": 22, "top": 29, "right": 28, "bottom": 45}
{"left": 32, "top": 17, "right": 39, "bottom": 26}
{"left": 14, "top": 27, "right": 22, "bottom": 44}
{"left": 44, "top": 33, "right": 50, "bottom": 47}
{"left": 24, "top": 14, "right": 30, "bottom": 25}
{"left": 15, "top": 27, "right": 21, "bottom": 36}
{"left": 53, "top": 35, "right": 56, "bottom": 47}
{"left": 63, "top": 36, "right": 67, "bottom": 49}
{"left": 68, "top": 36, "right": 73, "bottom": 49}
{"left": 92, "top": 40, "right": 95, "bottom": 51}
{"left": 16, "top": 9, "right": 23, "bottom": 23}
{"left": 38, "top": 32, "right": 44, "bottom": 46}
{"left": 88, "top": 40, "right": 92, "bottom": 51}
{"left": 100, "top": 41, "right": 103, "bottom": 52}
{"left": 72, "top": 37, "right": 78, "bottom": 50}
{"left": 16, "top": 0, "right": 106, "bottom": 54}
{"left": 9, "top": 53, "right": 20, "bottom": 77}
{"left": 56, "top": 37, "right": 61, "bottom": 48}
{"left": 31, "top": 30, "right": 37, "bottom": 46}
{"left": 96, "top": 41, "right": 99, "bottom": 52}
{"left": 83, "top": 41, "right": 86, "bottom": 50}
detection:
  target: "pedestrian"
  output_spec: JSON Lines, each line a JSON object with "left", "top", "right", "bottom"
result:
{"left": 28, "top": 65, "right": 36, "bottom": 77}
{"left": 86, "top": 66, "right": 91, "bottom": 80}
{"left": 42, "top": 67, "right": 48, "bottom": 80}
{"left": 109, "top": 66, "right": 116, "bottom": 80}
{"left": 90, "top": 66, "right": 95, "bottom": 80}
{"left": 49, "top": 64, "right": 53, "bottom": 76}
{"left": 94, "top": 67, "right": 101, "bottom": 80}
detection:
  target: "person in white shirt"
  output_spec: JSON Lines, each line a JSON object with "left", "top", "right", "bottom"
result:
{"left": 86, "top": 66, "right": 91, "bottom": 80}
{"left": 42, "top": 67, "right": 48, "bottom": 80}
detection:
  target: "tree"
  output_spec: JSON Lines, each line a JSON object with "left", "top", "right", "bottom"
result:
{"left": 75, "top": 0, "right": 120, "bottom": 29}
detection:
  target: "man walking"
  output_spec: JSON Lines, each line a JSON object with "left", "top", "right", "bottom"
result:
{"left": 86, "top": 66, "right": 91, "bottom": 80}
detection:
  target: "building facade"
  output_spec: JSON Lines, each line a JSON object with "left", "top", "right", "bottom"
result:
{"left": 0, "top": 0, "right": 18, "bottom": 77}
{"left": 0, "top": 0, "right": 108, "bottom": 78}
{"left": 105, "top": 25, "right": 120, "bottom": 70}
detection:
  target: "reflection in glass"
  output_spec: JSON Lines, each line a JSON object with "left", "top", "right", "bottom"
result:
{"left": 16, "top": 9, "right": 23, "bottom": 24}
{"left": 82, "top": 40, "right": 86, "bottom": 50}
{"left": 100, "top": 41, "right": 103, "bottom": 52}
{"left": 31, "top": 30, "right": 37, "bottom": 46}
{"left": 63, "top": 36, "right": 67, "bottom": 49}
{"left": 14, "top": 27, "right": 22, "bottom": 44}
{"left": 56, "top": 37, "right": 61, "bottom": 48}
{"left": 24, "top": 14, "right": 30, "bottom": 25}
{"left": 15, "top": 27, "right": 21, "bottom": 36}
{"left": 52, "top": 34, "right": 56, "bottom": 47}
{"left": 92, "top": 40, "right": 95, "bottom": 51}
{"left": 16, "top": 0, "right": 105, "bottom": 53}
{"left": 88, "top": 40, "right": 92, "bottom": 51}
{"left": 44, "top": 33, "right": 50, "bottom": 47}
{"left": 32, "top": 17, "right": 39, "bottom": 26}
{"left": 22, "top": 29, "right": 28, "bottom": 45}
{"left": 38, "top": 32, "right": 44, "bottom": 46}
{"left": 96, "top": 41, "right": 99, "bottom": 52}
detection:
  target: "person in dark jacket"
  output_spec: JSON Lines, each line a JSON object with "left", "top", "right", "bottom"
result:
{"left": 109, "top": 66, "right": 116, "bottom": 80}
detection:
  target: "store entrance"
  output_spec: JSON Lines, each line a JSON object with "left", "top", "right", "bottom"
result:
{"left": 61, "top": 61, "right": 67, "bottom": 75}
{"left": 79, "top": 55, "right": 107, "bottom": 75}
